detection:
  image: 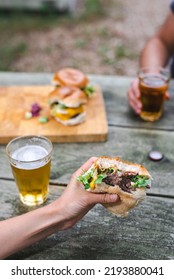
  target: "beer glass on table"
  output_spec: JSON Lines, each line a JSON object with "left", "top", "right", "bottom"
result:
{"left": 138, "top": 67, "right": 170, "bottom": 122}
{"left": 6, "top": 135, "right": 53, "bottom": 206}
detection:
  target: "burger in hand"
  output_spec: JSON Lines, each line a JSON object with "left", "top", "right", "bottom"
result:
{"left": 78, "top": 156, "right": 151, "bottom": 217}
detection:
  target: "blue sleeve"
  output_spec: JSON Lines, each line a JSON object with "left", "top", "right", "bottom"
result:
{"left": 170, "top": 1, "right": 174, "bottom": 13}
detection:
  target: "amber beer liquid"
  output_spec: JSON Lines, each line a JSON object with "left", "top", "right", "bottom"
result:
{"left": 6, "top": 136, "right": 52, "bottom": 206}
{"left": 11, "top": 145, "right": 51, "bottom": 206}
{"left": 139, "top": 68, "right": 170, "bottom": 122}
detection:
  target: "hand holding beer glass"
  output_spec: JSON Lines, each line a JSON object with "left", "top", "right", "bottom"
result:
{"left": 6, "top": 135, "right": 53, "bottom": 206}
{"left": 138, "top": 67, "right": 170, "bottom": 121}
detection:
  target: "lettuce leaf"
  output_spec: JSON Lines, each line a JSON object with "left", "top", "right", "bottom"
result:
{"left": 77, "top": 169, "right": 94, "bottom": 189}
{"left": 83, "top": 85, "right": 95, "bottom": 97}
{"left": 77, "top": 169, "right": 107, "bottom": 189}
{"left": 131, "top": 175, "right": 151, "bottom": 188}
{"left": 94, "top": 174, "right": 107, "bottom": 184}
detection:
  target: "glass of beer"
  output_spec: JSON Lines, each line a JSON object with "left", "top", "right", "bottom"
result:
{"left": 6, "top": 135, "right": 53, "bottom": 206}
{"left": 138, "top": 67, "right": 170, "bottom": 121}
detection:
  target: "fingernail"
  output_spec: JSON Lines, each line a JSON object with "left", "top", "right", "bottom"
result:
{"left": 109, "top": 194, "right": 118, "bottom": 202}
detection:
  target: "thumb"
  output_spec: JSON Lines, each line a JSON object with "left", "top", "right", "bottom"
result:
{"left": 89, "top": 193, "right": 119, "bottom": 204}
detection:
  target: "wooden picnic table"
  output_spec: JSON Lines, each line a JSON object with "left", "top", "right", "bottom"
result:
{"left": 0, "top": 72, "right": 174, "bottom": 260}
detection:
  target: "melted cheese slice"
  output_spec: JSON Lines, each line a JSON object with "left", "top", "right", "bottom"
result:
{"left": 53, "top": 105, "right": 84, "bottom": 121}
{"left": 89, "top": 177, "right": 96, "bottom": 189}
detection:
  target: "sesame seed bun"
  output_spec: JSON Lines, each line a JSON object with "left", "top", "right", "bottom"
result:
{"left": 52, "top": 68, "right": 89, "bottom": 88}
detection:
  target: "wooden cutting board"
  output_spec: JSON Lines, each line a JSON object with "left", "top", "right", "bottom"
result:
{"left": 0, "top": 85, "right": 108, "bottom": 143}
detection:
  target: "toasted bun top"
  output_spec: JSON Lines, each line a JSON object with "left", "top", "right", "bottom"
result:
{"left": 49, "top": 86, "right": 87, "bottom": 107}
{"left": 92, "top": 156, "right": 151, "bottom": 178}
{"left": 49, "top": 86, "right": 72, "bottom": 103}
{"left": 53, "top": 68, "right": 89, "bottom": 88}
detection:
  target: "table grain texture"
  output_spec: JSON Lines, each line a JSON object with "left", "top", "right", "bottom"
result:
{"left": 0, "top": 72, "right": 174, "bottom": 260}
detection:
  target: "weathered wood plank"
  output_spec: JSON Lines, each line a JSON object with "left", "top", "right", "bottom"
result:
{"left": 0, "top": 180, "right": 64, "bottom": 219}
{"left": 1, "top": 73, "right": 174, "bottom": 260}
{"left": 1, "top": 126, "right": 174, "bottom": 197}
{"left": 1, "top": 181, "right": 173, "bottom": 260}
{"left": 1, "top": 72, "right": 174, "bottom": 130}
{"left": 0, "top": 72, "right": 52, "bottom": 85}
{"left": 90, "top": 75, "right": 174, "bottom": 130}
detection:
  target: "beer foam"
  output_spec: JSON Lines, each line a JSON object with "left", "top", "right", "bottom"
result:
{"left": 143, "top": 74, "right": 166, "bottom": 87}
{"left": 12, "top": 145, "right": 48, "bottom": 162}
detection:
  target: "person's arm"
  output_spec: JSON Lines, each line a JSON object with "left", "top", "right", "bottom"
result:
{"left": 128, "top": 11, "right": 174, "bottom": 114}
{"left": 0, "top": 157, "right": 119, "bottom": 259}
{"left": 140, "top": 12, "right": 174, "bottom": 67}
{"left": 140, "top": 37, "right": 170, "bottom": 68}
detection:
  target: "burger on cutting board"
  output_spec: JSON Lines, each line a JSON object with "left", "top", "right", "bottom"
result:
{"left": 49, "top": 68, "right": 94, "bottom": 126}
